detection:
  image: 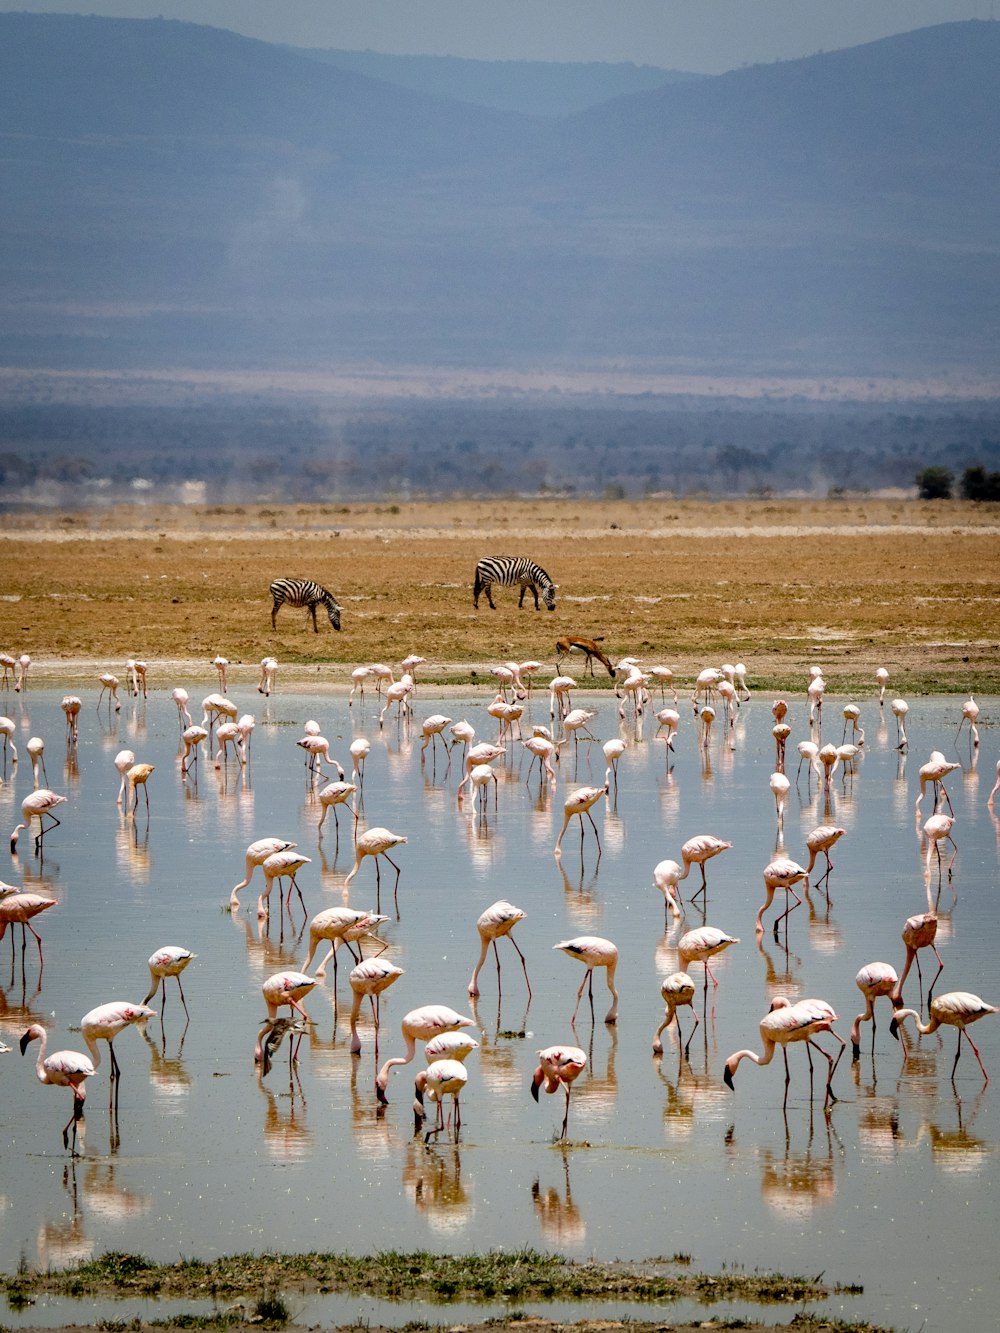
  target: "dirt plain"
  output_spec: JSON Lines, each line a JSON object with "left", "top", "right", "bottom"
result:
{"left": 1, "top": 497, "right": 998, "bottom": 696}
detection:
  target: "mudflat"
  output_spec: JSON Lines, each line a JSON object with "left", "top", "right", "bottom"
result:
{"left": 2, "top": 498, "right": 998, "bottom": 693}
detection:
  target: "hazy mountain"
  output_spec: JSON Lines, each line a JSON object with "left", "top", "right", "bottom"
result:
{"left": 0, "top": 13, "right": 996, "bottom": 379}
{"left": 292, "top": 47, "right": 700, "bottom": 115}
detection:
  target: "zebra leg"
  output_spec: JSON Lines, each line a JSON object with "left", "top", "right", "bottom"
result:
{"left": 271, "top": 599, "right": 281, "bottom": 629}
{"left": 310, "top": 603, "right": 319, "bottom": 632}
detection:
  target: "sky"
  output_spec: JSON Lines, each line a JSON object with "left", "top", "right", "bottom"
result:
{"left": 0, "top": 0, "right": 990, "bottom": 72}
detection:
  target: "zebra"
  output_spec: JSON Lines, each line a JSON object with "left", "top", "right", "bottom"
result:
{"left": 473, "top": 556, "right": 558, "bottom": 612}
{"left": 269, "top": 578, "right": 342, "bottom": 632}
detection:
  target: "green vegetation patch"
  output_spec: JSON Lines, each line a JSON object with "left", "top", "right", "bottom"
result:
{"left": 1, "top": 1248, "right": 853, "bottom": 1309}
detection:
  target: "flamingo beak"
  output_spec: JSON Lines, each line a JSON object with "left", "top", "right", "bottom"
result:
{"left": 723, "top": 1065, "right": 735, "bottom": 1090}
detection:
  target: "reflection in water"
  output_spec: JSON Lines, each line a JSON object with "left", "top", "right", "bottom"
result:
{"left": 533, "top": 1156, "right": 585, "bottom": 1245}
{"left": 259, "top": 1072, "right": 313, "bottom": 1161}
{"left": 754, "top": 1113, "right": 841, "bottom": 1217}
{"left": 403, "top": 1142, "right": 472, "bottom": 1233}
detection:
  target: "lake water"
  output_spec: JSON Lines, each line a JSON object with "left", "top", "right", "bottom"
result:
{"left": 0, "top": 681, "right": 997, "bottom": 1332}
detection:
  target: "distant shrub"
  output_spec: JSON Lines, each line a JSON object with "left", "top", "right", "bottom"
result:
{"left": 915, "top": 466, "right": 953, "bottom": 499}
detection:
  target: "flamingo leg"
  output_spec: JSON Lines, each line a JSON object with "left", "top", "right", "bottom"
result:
{"left": 561, "top": 1085, "right": 572, "bottom": 1140}
{"left": 508, "top": 934, "right": 532, "bottom": 999}
{"left": 773, "top": 887, "right": 803, "bottom": 943}
{"left": 959, "top": 1029, "right": 990, "bottom": 1083}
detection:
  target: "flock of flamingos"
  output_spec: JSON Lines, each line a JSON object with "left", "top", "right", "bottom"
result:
{"left": 1, "top": 644, "right": 997, "bottom": 1153}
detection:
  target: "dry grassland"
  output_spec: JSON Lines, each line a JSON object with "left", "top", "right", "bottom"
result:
{"left": 2, "top": 498, "right": 998, "bottom": 694}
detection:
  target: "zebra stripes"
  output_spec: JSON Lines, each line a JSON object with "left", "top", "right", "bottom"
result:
{"left": 269, "top": 578, "right": 342, "bottom": 632}
{"left": 473, "top": 556, "right": 558, "bottom": 612}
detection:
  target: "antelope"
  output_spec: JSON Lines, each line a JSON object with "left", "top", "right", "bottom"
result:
{"left": 555, "top": 636, "right": 615, "bottom": 679}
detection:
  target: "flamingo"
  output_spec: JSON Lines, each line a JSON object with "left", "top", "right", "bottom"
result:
{"left": 554, "top": 783, "right": 608, "bottom": 857}
{"left": 400, "top": 653, "right": 426, "bottom": 685}
{"left": 369, "top": 663, "right": 395, "bottom": 694}
{"left": 723, "top": 996, "right": 846, "bottom": 1107}
{"left": 548, "top": 675, "right": 576, "bottom": 719}
{"left": 349, "top": 737, "right": 371, "bottom": 793}
{"left": 26, "top": 735, "right": 47, "bottom": 788}
{"left": 468, "top": 900, "right": 531, "bottom": 998}
{"left": 97, "top": 672, "right": 121, "bottom": 712}
{"left": 255, "top": 971, "right": 317, "bottom": 1073}
{"left": 11, "top": 788, "right": 67, "bottom": 854}
{"left": 20, "top": 1025, "right": 96, "bottom": 1154}
{"left": 755, "top": 857, "right": 809, "bottom": 940}
{"left": 530, "top": 1045, "right": 587, "bottom": 1140}
{"left": 449, "top": 720, "right": 475, "bottom": 762}
{"left": 922, "top": 813, "right": 957, "bottom": 874}
{"left": 956, "top": 696, "right": 980, "bottom": 749}
{"left": 61, "top": 695, "right": 82, "bottom": 741}
{"left": 201, "top": 693, "right": 237, "bottom": 737}
{"left": 81, "top": 1001, "right": 156, "bottom": 1108}
{"left": 772, "top": 724, "right": 791, "bottom": 773}
{"left": 424, "top": 1030, "right": 480, "bottom": 1063}
{"left": 692, "top": 667, "right": 722, "bottom": 713}
{"left": 891, "top": 991, "right": 997, "bottom": 1083}
{"left": 142, "top": 946, "right": 196, "bottom": 1020}
{"left": 518, "top": 660, "right": 543, "bottom": 694}
{"left": 0, "top": 715, "right": 16, "bottom": 765}
{"left": 257, "top": 850, "right": 312, "bottom": 920}
{"left": 676, "top": 834, "right": 732, "bottom": 902}
{"left": 348, "top": 666, "right": 370, "bottom": 706}
{"left": 14, "top": 653, "right": 30, "bottom": 692}
{"left": 649, "top": 665, "right": 679, "bottom": 705}
{"left": 850, "top": 962, "right": 901, "bottom": 1060}
{"left": 655, "top": 708, "right": 680, "bottom": 751}
{"left": 733, "top": 662, "right": 750, "bottom": 701}
{"left": 348, "top": 957, "right": 405, "bottom": 1054}
{"left": 841, "top": 703, "right": 862, "bottom": 742}
{"left": 618, "top": 666, "right": 650, "bottom": 720}
{"left": 378, "top": 677, "right": 414, "bottom": 728}
{"left": 316, "top": 781, "right": 358, "bottom": 840}
{"left": 554, "top": 936, "right": 619, "bottom": 1025}
{"left": 891, "top": 698, "right": 909, "bottom": 750}
{"left": 0, "top": 652, "right": 15, "bottom": 688}
{"left": 602, "top": 738, "right": 626, "bottom": 795}
{"left": 344, "top": 828, "right": 407, "bottom": 914}
{"left": 804, "top": 825, "right": 846, "bottom": 888}
{"left": 467, "top": 763, "right": 498, "bottom": 813}
{"left": 559, "top": 708, "right": 599, "bottom": 748}
{"left": 376, "top": 1004, "right": 475, "bottom": 1104}
{"left": 523, "top": 734, "right": 558, "bottom": 784}
{"left": 180, "top": 725, "right": 208, "bottom": 774}
{"left": 892, "top": 911, "right": 944, "bottom": 1008}
{"left": 989, "top": 759, "right": 1000, "bottom": 810}
{"left": 653, "top": 859, "right": 684, "bottom": 923}
{"left": 414, "top": 1058, "right": 468, "bottom": 1138}
{"left": 258, "top": 656, "right": 278, "bottom": 696}
{"left": 875, "top": 666, "right": 890, "bottom": 705}
{"left": 420, "top": 714, "right": 452, "bottom": 758}
{"left": 296, "top": 733, "right": 342, "bottom": 779}
{"left": 212, "top": 656, "right": 229, "bottom": 693}
{"left": 772, "top": 699, "right": 788, "bottom": 723}
{"left": 807, "top": 674, "right": 825, "bottom": 725}
{"left": 915, "top": 752, "right": 960, "bottom": 815}
{"left": 214, "top": 723, "right": 244, "bottom": 769}
{"left": 301, "top": 907, "right": 389, "bottom": 983}
{"left": 172, "top": 688, "right": 192, "bottom": 729}
{"left": 126, "top": 762, "right": 155, "bottom": 815}
{"left": 770, "top": 771, "right": 791, "bottom": 822}
{"left": 114, "top": 751, "right": 137, "bottom": 799}
{"left": 677, "top": 925, "right": 740, "bottom": 1013}
{"left": 796, "top": 740, "right": 820, "bottom": 785}
{"left": 652, "top": 972, "right": 698, "bottom": 1058}
{"left": 230, "top": 837, "right": 296, "bottom": 910}
{"left": 126, "top": 658, "right": 148, "bottom": 698}
{"left": 237, "top": 713, "right": 256, "bottom": 757}
{"left": 0, "top": 893, "right": 56, "bottom": 974}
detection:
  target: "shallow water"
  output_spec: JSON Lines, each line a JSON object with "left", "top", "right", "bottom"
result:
{"left": 0, "top": 683, "right": 996, "bottom": 1333}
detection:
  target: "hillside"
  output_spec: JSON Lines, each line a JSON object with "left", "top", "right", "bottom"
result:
{"left": 0, "top": 15, "right": 997, "bottom": 378}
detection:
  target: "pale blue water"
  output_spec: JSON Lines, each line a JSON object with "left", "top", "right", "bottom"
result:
{"left": 0, "top": 682, "right": 996, "bottom": 1332}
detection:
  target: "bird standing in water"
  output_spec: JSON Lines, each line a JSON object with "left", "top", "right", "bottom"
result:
{"left": 530, "top": 1045, "right": 588, "bottom": 1140}
{"left": 20, "top": 1024, "right": 96, "bottom": 1155}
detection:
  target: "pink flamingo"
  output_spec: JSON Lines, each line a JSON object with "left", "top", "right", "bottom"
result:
{"left": 530, "top": 1045, "right": 588, "bottom": 1140}
{"left": 414, "top": 1059, "right": 468, "bottom": 1138}
{"left": 915, "top": 752, "right": 960, "bottom": 815}
{"left": 804, "top": 825, "right": 846, "bottom": 892}
{"left": 554, "top": 783, "right": 608, "bottom": 857}
{"left": 652, "top": 972, "right": 698, "bottom": 1058}
{"left": 523, "top": 734, "right": 558, "bottom": 785}
{"left": 850, "top": 961, "right": 900, "bottom": 1060}
{"left": 255, "top": 971, "right": 317, "bottom": 1074}
{"left": 891, "top": 991, "right": 997, "bottom": 1083}
{"left": 26, "top": 736, "right": 47, "bottom": 788}
{"left": 14, "top": 653, "right": 30, "bottom": 692}
{"left": 257, "top": 849, "right": 312, "bottom": 920}
{"left": 258, "top": 656, "right": 278, "bottom": 696}
{"left": 922, "top": 813, "right": 957, "bottom": 875}
{"left": 172, "top": 688, "right": 192, "bottom": 729}
{"left": 214, "top": 724, "right": 244, "bottom": 769}
{"left": 344, "top": 828, "right": 407, "bottom": 915}
{"left": 655, "top": 708, "right": 680, "bottom": 751}
{"left": 724, "top": 996, "right": 846, "bottom": 1107}
{"left": 468, "top": 900, "right": 531, "bottom": 998}
{"left": 61, "top": 695, "right": 82, "bottom": 741}
{"left": 212, "top": 656, "right": 229, "bottom": 693}
{"left": 0, "top": 893, "right": 56, "bottom": 975}
{"left": 678, "top": 925, "right": 740, "bottom": 1014}
{"left": 230, "top": 837, "right": 296, "bottom": 910}
{"left": 126, "top": 762, "right": 154, "bottom": 816}
{"left": 420, "top": 714, "right": 452, "bottom": 759}
{"left": 20, "top": 1025, "right": 96, "bottom": 1154}
{"left": 0, "top": 715, "right": 16, "bottom": 766}
{"left": 11, "top": 788, "right": 67, "bottom": 855}
{"left": 376, "top": 1004, "right": 475, "bottom": 1104}
{"left": 956, "top": 695, "right": 980, "bottom": 749}
{"left": 126, "top": 658, "right": 148, "bottom": 698}
{"left": 316, "top": 781, "right": 357, "bottom": 843}
{"left": 97, "top": 672, "right": 121, "bottom": 712}
{"left": 755, "top": 857, "right": 809, "bottom": 940}
{"left": 348, "top": 666, "right": 370, "bottom": 706}
{"left": 891, "top": 698, "right": 909, "bottom": 750}
{"left": 554, "top": 936, "right": 619, "bottom": 1025}
{"left": 676, "top": 834, "right": 732, "bottom": 903}
{"left": 81, "top": 1001, "right": 156, "bottom": 1109}
{"left": 142, "top": 946, "right": 196, "bottom": 1020}
{"left": 114, "top": 749, "right": 136, "bottom": 806}
{"left": 180, "top": 725, "right": 208, "bottom": 774}
{"left": 296, "top": 733, "right": 342, "bottom": 780}
{"left": 892, "top": 911, "right": 944, "bottom": 1008}
{"left": 875, "top": 666, "right": 890, "bottom": 705}
{"left": 301, "top": 907, "right": 389, "bottom": 984}
{"left": 348, "top": 957, "right": 405, "bottom": 1054}
{"left": 653, "top": 859, "right": 683, "bottom": 923}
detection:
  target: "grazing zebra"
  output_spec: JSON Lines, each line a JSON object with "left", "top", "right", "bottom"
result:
{"left": 473, "top": 557, "right": 558, "bottom": 612}
{"left": 269, "top": 579, "right": 342, "bottom": 632}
